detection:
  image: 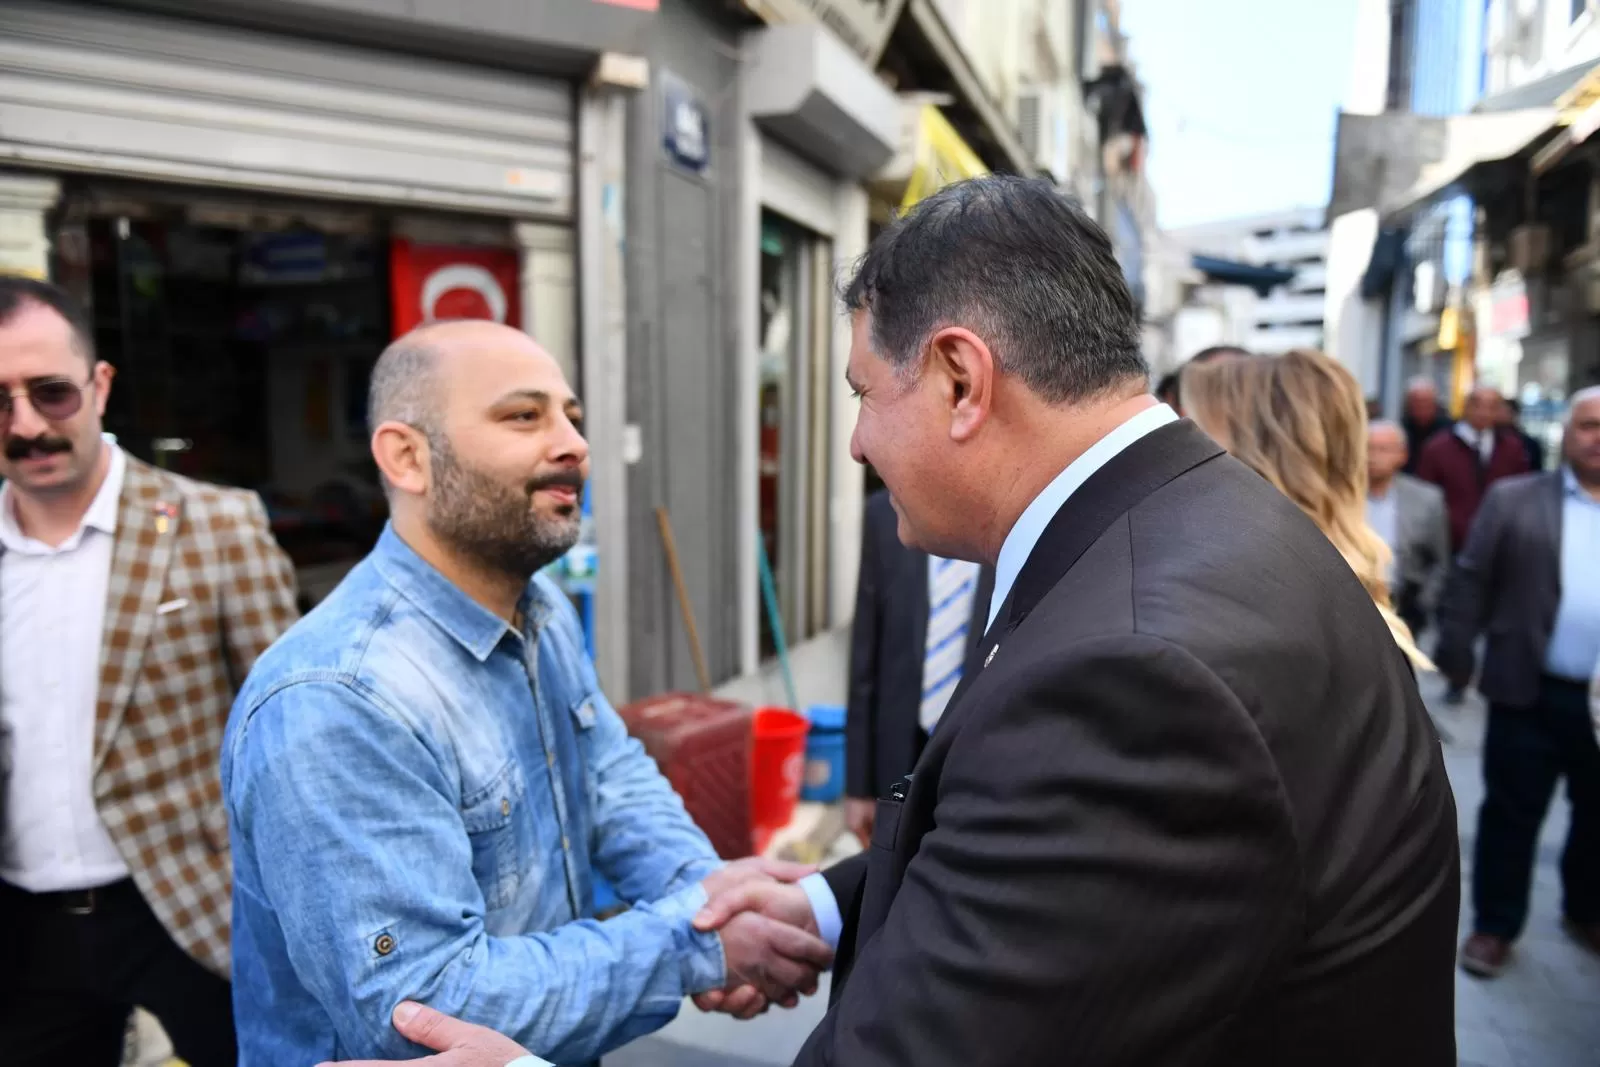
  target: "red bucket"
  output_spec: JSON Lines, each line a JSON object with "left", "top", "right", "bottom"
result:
{"left": 750, "top": 707, "right": 810, "bottom": 852}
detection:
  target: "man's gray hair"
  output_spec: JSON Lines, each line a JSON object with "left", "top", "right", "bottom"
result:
{"left": 1369, "top": 418, "right": 1404, "bottom": 436}
{"left": 1405, "top": 376, "right": 1438, "bottom": 394}
{"left": 1568, "top": 384, "right": 1600, "bottom": 423}
{"left": 367, "top": 331, "right": 442, "bottom": 438}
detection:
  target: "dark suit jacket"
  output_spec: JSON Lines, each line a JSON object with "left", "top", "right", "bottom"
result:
{"left": 1435, "top": 471, "right": 1566, "bottom": 707}
{"left": 846, "top": 490, "right": 992, "bottom": 800}
{"left": 797, "top": 421, "right": 1459, "bottom": 1067}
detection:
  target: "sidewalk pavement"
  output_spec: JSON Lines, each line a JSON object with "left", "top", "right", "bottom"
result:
{"left": 1426, "top": 672, "right": 1600, "bottom": 1067}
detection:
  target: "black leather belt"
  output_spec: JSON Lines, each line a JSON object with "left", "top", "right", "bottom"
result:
{"left": 1, "top": 877, "right": 136, "bottom": 915}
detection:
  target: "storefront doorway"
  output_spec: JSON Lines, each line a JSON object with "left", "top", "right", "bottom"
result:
{"left": 757, "top": 210, "right": 833, "bottom": 659}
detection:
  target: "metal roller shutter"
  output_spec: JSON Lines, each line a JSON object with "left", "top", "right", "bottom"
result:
{"left": 0, "top": 0, "right": 574, "bottom": 218}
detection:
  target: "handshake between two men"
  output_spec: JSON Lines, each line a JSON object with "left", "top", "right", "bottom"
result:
{"left": 691, "top": 857, "right": 831, "bottom": 1019}
{"left": 323, "top": 856, "right": 830, "bottom": 1067}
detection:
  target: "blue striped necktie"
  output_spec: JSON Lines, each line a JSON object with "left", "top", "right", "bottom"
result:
{"left": 921, "top": 556, "right": 980, "bottom": 733}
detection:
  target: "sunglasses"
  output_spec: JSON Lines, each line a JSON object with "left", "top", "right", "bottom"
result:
{"left": 0, "top": 375, "right": 93, "bottom": 432}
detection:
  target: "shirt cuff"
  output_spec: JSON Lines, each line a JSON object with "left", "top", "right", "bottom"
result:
{"left": 800, "top": 872, "right": 843, "bottom": 952}
{"left": 636, "top": 880, "right": 726, "bottom": 996}
{"left": 505, "top": 1057, "right": 555, "bottom": 1067}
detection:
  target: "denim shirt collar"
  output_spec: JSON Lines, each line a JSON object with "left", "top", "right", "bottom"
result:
{"left": 370, "top": 523, "right": 555, "bottom": 663}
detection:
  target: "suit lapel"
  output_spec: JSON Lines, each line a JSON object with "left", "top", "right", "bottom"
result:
{"left": 945, "top": 420, "right": 1225, "bottom": 714}
{"left": 93, "top": 460, "right": 181, "bottom": 776}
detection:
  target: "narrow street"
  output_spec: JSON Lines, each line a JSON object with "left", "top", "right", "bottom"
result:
{"left": 617, "top": 673, "right": 1600, "bottom": 1067}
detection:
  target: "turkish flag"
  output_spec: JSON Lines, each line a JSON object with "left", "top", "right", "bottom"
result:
{"left": 389, "top": 239, "right": 522, "bottom": 338}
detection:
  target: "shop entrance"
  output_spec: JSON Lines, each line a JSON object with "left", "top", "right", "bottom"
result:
{"left": 48, "top": 181, "right": 555, "bottom": 610}
{"left": 757, "top": 210, "right": 833, "bottom": 659}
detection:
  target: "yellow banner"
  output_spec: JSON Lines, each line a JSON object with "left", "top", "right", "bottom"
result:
{"left": 901, "top": 105, "right": 989, "bottom": 211}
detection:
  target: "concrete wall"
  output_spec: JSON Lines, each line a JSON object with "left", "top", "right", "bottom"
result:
{"left": 624, "top": 0, "right": 746, "bottom": 699}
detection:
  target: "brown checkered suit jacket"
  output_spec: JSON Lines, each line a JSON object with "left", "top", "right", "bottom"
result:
{"left": 2, "top": 452, "right": 298, "bottom": 977}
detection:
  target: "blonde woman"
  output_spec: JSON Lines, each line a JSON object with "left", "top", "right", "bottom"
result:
{"left": 1182, "top": 349, "right": 1433, "bottom": 672}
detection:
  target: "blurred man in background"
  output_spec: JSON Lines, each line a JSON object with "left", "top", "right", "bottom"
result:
{"left": 1367, "top": 420, "right": 1450, "bottom": 637}
{"left": 1498, "top": 396, "right": 1545, "bottom": 471}
{"left": 1436, "top": 386, "right": 1600, "bottom": 978}
{"left": 1416, "top": 385, "right": 1531, "bottom": 554}
{"left": 0, "top": 276, "right": 298, "bottom": 1066}
{"left": 844, "top": 488, "right": 992, "bottom": 846}
{"left": 1402, "top": 377, "right": 1453, "bottom": 474}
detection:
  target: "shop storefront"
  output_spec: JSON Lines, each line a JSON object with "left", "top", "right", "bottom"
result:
{"left": 2, "top": 0, "right": 639, "bottom": 620}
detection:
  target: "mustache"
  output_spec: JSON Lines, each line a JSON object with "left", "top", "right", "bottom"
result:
{"left": 3, "top": 435, "right": 72, "bottom": 461}
{"left": 525, "top": 469, "right": 585, "bottom": 496}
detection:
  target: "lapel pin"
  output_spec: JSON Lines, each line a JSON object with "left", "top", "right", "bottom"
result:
{"left": 155, "top": 502, "right": 177, "bottom": 535}
{"left": 984, "top": 644, "right": 998, "bottom": 668}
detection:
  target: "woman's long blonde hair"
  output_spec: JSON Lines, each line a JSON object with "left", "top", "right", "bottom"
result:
{"left": 1181, "top": 349, "right": 1433, "bottom": 671}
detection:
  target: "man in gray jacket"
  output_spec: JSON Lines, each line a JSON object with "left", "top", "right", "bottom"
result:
{"left": 1436, "top": 387, "right": 1600, "bottom": 978}
{"left": 1367, "top": 421, "right": 1451, "bottom": 636}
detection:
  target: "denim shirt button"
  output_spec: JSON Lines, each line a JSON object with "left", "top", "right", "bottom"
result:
{"left": 374, "top": 933, "right": 396, "bottom": 956}
{"left": 501, "top": 797, "right": 511, "bottom": 817}
{"left": 561, "top": 836, "right": 570, "bottom": 851}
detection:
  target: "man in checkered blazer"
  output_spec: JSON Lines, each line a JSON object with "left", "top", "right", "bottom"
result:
{"left": 0, "top": 276, "right": 298, "bottom": 1066}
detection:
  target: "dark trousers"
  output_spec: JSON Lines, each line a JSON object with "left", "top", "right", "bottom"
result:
{"left": 1472, "top": 676, "right": 1600, "bottom": 940}
{"left": 0, "top": 877, "right": 236, "bottom": 1066}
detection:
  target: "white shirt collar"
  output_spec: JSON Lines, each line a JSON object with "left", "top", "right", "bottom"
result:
{"left": 987, "top": 403, "right": 1179, "bottom": 630}
{"left": 0, "top": 440, "right": 125, "bottom": 554}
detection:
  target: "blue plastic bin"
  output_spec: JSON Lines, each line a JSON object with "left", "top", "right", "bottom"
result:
{"left": 801, "top": 704, "right": 847, "bottom": 803}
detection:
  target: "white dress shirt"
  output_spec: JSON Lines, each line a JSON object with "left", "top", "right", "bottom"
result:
{"left": 0, "top": 443, "right": 132, "bottom": 892}
{"left": 1453, "top": 421, "right": 1494, "bottom": 465}
{"left": 801, "top": 403, "right": 1180, "bottom": 947}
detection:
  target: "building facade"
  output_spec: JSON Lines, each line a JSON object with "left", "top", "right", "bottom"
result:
{"left": 2, "top": 0, "right": 1146, "bottom": 706}
{"left": 1167, "top": 208, "right": 1329, "bottom": 357}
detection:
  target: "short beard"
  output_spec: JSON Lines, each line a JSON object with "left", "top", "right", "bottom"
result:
{"left": 425, "top": 434, "right": 581, "bottom": 583}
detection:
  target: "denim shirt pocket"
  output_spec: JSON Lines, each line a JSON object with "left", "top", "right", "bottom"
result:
{"left": 462, "top": 758, "right": 529, "bottom": 913}
{"left": 568, "top": 695, "right": 601, "bottom": 814}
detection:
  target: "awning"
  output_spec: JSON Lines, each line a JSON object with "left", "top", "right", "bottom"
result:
{"left": 869, "top": 100, "right": 990, "bottom": 210}
{"left": 1189, "top": 254, "right": 1293, "bottom": 296}
{"left": 1529, "top": 63, "right": 1600, "bottom": 175}
{"left": 900, "top": 105, "right": 988, "bottom": 208}
{"left": 1325, "top": 108, "right": 1556, "bottom": 224}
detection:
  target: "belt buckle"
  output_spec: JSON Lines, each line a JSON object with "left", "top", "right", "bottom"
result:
{"left": 65, "top": 888, "right": 95, "bottom": 916}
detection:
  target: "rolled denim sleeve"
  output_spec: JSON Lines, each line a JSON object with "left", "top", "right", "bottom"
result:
{"left": 226, "top": 681, "right": 725, "bottom": 1065}
{"left": 539, "top": 584, "right": 723, "bottom": 902}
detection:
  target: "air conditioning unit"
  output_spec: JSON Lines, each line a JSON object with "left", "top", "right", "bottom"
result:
{"left": 1507, "top": 224, "right": 1552, "bottom": 274}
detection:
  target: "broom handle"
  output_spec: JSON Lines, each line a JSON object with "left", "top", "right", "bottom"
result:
{"left": 655, "top": 507, "right": 712, "bottom": 692}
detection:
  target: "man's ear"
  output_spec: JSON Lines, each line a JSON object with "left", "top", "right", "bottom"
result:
{"left": 371, "top": 422, "right": 430, "bottom": 498}
{"left": 926, "top": 327, "right": 996, "bottom": 443}
{"left": 90, "top": 360, "right": 115, "bottom": 417}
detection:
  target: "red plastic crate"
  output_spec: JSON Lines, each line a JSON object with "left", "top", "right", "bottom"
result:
{"left": 617, "top": 692, "right": 754, "bottom": 860}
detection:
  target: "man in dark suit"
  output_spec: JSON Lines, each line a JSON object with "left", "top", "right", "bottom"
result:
{"left": 844, "top": 489, "right": 992, "bottom": 846}
{"left": 696, "top": 176, "right": 1459, "bottom": 1066}
{"left": 327, "top": 180, "right": 1458, "bottom": 1067}
{"left": 1436, "top": 386, "right": 1600, "bottom": 979}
